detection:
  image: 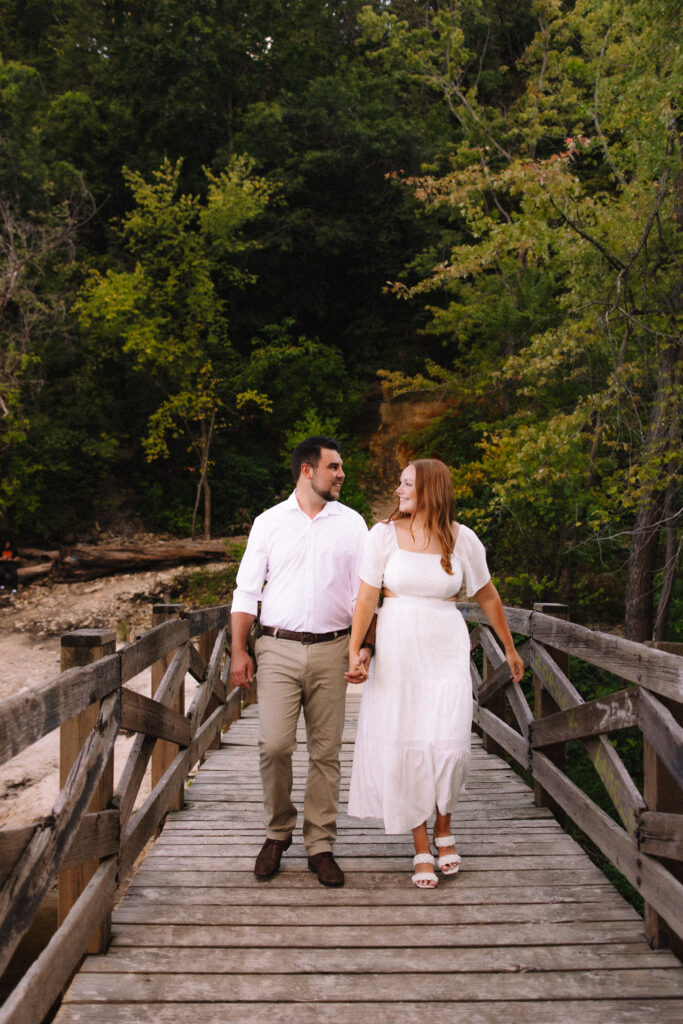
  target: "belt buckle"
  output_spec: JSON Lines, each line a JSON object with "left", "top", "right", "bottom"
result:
{"left": 301, "top": 632, "right": 316, "bottom": 645}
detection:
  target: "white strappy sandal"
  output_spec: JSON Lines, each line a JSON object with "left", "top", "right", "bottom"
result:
{"left": 411, "top": 853, "right": 438, "bottom": 888}
{"left": 433, "top": 834, "right": 462, "bottom": 876}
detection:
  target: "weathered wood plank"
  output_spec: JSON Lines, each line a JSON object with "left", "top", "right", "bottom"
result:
{"left": 186, "top": 641, "right": 206, "bottom": 683}
{"left": 532, "top": 752, "right": 683, "bottom": 942}
{"left": 78, "top": 942, "right": 674, "bottom": 974}
{"left": 0, "top": 858, "right": 118, "bottom": 1024}
{"left": 111, "top": 902, "right": 638, "bottom": 926}
{"left": 529, "top": 640, "right": 645, "bottom": 836}
{"left": 638, "top": 688, "right": 683, "bottom": 790}
{"left": 530, "top": 687, "right": 639, "bottom": 747}
{"left": 184, "top": 605, "right": 230, "bottom": 638}
{"left": 113, "top": 646, "right": 191, "bottom": 830}
{"left": 52, "top": 1001, "right": 683, "bottom": 1024}
{"left": 120, "top": 689, "right": 191, "bottom": 747}
{"left": 639, "top": 811, "right": 683, "bottom": 860}
{"left": 0, "top": 815, "right": 116, "bottom": 908}
{"left": 62, "top": 967, "right": 683, "bottom": 1002}
{"left": 119, "top": 747, "right": 192, "bottom": 877}
{"left": 119, "top": 618, "right": 189, "bottom": 685}
{"left": 0, "top": 656, "right": 120, "bottom": 767}
{"left": 53, "top": 999, "right": 683, "bottom": 1024}
{"left": 118, "top": 882, "right": 623, "bottom": 907}
{"left": 99, "top": 920, "right": 648, "bottom": 948}
{"left": 471, "top": 704, "right": 529, "bottom": 767}
{"left": 0, "top": 691, "right": 120, "bottom": 977}
{"left": 460, "top": 604, "right": 683, "bottom": 698}
{"left": 478, "top": 640, "right": 531, "bottom": 706}
{"left": 187, "top": 630, "right": 226, "bottom": 729}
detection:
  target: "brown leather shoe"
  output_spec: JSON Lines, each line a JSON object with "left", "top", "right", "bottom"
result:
{"left": 254, "top": 836, "right": 292, "bottom": 880}
{"left": 307, "top": 851, "right": 344, "bottom": 887}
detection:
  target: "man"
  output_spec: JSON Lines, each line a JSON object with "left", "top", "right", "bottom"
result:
{"left": 230, "top": 436, "right": 370, "bottom": 887}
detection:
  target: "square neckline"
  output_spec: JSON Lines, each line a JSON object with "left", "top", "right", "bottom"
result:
{"left": 389, "top": 519, "right": 461, "bottom": 554}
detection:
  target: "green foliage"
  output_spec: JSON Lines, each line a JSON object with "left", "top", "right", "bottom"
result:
{"left": 170, "top": 540, "right": 245, "bottom": 607}
{"left": 369, "top": 0, "right": 682, "bottom": 637}
{"left": 284, "top": 410, "right": 373, "bottom": 523}
{"left": 74, "top": 155, "right": 274, "bottom": 535}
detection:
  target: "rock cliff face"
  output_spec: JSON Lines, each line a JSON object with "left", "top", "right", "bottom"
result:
{"left": 364, "top": 385, "right": 452, "bottom": 516}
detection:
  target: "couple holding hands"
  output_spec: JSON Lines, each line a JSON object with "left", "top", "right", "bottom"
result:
{"left": 230, "top": 436, "right": 524, "bottom": 889}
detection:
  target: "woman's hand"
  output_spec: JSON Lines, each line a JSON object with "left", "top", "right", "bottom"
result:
{"left": 345, "top": 646, "right": 371, "bottom": 684}
{"left": 506, "top": 648, "right": 525, "bottom": 684}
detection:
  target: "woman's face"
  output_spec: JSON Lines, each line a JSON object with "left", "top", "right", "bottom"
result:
{"left": 396, "top": 464, "right": 417, "bottom": 514}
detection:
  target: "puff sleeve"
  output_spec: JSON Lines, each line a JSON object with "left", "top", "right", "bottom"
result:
{"left": 359, "top": 522, "right": 393, "bottom": 588}
{"left": 457, "top": 525, "right": 491, "bottom": 597}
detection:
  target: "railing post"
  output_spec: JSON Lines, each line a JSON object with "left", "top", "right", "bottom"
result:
{"left": 59, "top": 628, "right": 116, "bottom": 953}
{"left": 151, "top": 603, "right": 185, "bottom": 811}
{"left": 532, "top": 603, "right": 569, "bottom": 825}
{"left": 643, "top": 640, "right": 683, "bottom": 956}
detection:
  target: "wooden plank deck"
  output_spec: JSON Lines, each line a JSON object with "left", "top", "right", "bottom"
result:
{"left": 55, "top": 691, "right": 683, "bottom": 1022}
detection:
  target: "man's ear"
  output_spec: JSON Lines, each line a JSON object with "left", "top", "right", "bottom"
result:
{"left": 300, "top": 462, "right": 313, "bottom": 479}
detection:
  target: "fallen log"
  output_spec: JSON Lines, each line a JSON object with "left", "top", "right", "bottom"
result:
{"left": 52, "top": 539, "right": 230, "bottom": 581}
{"left": 17, "top": 562, "right": 55, "bottom": 584}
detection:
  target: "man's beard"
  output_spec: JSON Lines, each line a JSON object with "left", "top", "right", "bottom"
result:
{"left": 312, "top": 481, "right": 341, "bottom": 503}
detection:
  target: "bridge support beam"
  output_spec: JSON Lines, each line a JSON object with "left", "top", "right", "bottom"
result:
{"left": 643, "top": 640, "right": 683, "bottom": 957}
{"left": 59, "top": 628, "right": 116, "bottom": 953}
{"left": 151, "top": 604, "right": 185, "bottom": 811}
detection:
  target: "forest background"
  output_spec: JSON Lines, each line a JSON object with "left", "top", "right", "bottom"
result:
{"left": 0, "top": 0, "right": 680, "bottom": 643}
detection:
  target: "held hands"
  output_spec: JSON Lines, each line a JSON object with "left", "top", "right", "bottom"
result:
{"left": 344, "top": 646, "right": 372, "bottom": 684}
{"left": 229, "top": 649, "right": 254, "bottom": 690}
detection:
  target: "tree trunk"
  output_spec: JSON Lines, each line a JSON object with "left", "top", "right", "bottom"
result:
{"left": 203, "top": 470, "right": 211, "bottom": 541}
{"left": 191, "top": 413, "right": 215, "bottom": 541}
{"left": 624, "top": 495, "right": 663, "bottom": 642}
{"left": 624, "top": 343, "right": 681, "bottom": 641}
{"left": 654, "top": 483, "right": 680, "bottom": 642}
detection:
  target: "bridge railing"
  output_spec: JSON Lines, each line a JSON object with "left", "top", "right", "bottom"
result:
{"left": 0, "top": 602, "right": 250, "bottom": 1024}
{"left": 461, "top": 600, "right": 683, "bottom": 956}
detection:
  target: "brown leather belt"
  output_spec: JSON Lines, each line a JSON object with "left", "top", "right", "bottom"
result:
{"left": 261, "top": 626, "right": 351, "bottom": 644}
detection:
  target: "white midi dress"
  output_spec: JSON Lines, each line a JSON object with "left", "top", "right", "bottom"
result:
{"left": 348, "top": 520, "right": 491, "bottom": 834}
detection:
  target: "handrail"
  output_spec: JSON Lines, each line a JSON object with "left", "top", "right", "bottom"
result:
{"left": 459, "top": 600, "right": 683, "bottom": 957}
{"left": 0, "top": 602, "right": 249, "bottom": 1024}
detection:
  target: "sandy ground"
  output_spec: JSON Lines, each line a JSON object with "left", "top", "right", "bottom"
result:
{"left": 0, "top": 564, "right": 226, "bottom": 830}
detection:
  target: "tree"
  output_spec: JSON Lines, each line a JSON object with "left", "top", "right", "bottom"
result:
{"left": 0, "top": 56, "right": 102, "bottom": 535}
{"left": 365, "top": 0, "right": 682, "bottom": 638}
{"left": 76, "top": 156, "right": 275, "bottom": 538}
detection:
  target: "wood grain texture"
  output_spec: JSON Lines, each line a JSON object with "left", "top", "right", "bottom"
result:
{"left": 53, "top": 696, "right": 683, "bottom": 1024}
{"left": 0, "top": 656, "right": 120, "bottom": 767}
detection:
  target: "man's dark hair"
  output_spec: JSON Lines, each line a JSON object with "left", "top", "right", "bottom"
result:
{"left": 291, "top": 435, "right": 340, "bottom": 482}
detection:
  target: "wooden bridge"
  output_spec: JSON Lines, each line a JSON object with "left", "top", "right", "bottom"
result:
{"left": 1, "top": 601, "right": 683, "bottom": 1022}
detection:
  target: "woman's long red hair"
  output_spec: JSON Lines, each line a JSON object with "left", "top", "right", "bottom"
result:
{"left": 388, "top": 459, "right": 456, "bottom": 574}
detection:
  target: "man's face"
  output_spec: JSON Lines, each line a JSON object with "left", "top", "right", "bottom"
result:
{"left": 309, "top": 447, "right": 345, "bottom": 502}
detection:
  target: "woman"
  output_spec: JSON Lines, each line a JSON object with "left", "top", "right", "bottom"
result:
{"left": 346, "top": 459, "right": 524, "bottom": 888}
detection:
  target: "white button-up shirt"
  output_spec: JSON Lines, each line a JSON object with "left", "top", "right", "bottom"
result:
{"left": 231, "top": 492, "right": 368, "bottom": 632}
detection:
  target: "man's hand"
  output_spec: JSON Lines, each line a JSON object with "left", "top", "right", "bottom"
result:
{"left": 230, "top": 649, "right": 254, "bottom": 690}
{"left": 344, "top": 646, "right": 372, "bottom": 684}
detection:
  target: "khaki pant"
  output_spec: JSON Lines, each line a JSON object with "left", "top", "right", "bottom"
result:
{"left": 254, "top": 633, "right": 348, "bottom": 856}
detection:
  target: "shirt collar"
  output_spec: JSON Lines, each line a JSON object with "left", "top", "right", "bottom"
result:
{"left": 286, "top": 490, "right": 342, "bottom": 518}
